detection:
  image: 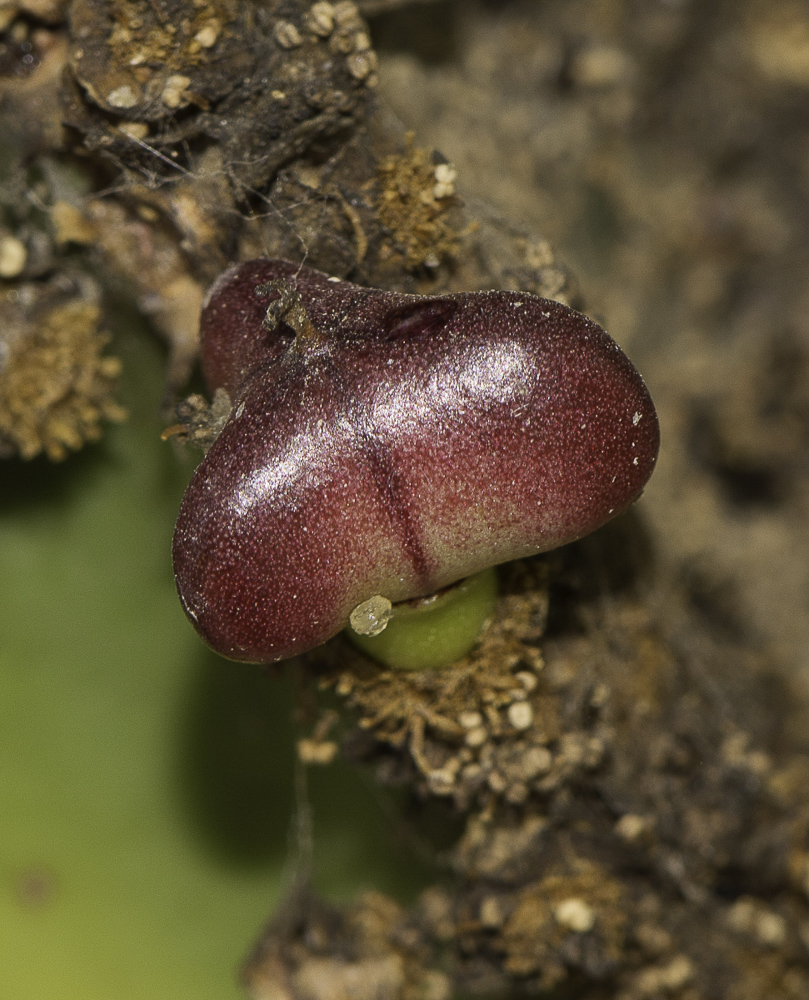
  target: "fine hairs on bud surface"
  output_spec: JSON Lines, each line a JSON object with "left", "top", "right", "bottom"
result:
{"left": 172, "top": 259, "right": 659, "bottom": 665}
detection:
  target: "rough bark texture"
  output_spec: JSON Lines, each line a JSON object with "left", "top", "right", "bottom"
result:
{"left": 3, "top": 1, "right": 809, "bottom": 998}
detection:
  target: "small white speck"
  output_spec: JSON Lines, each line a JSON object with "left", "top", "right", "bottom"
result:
{"left": 194, "top": 23, "right": 220, "bottom": 48}
{"left": 555, "top": 898, "right": 595, "bottom": 933}
{"left": 161, "top": 73, "right": 192, "bottom": 108}
{"left": 615, "top": 814, "right": 647, "bottom": 841}
{"left": 433, "top": 162, "right": 456, "bottom": 186}
{"left": 107, "top": 84, "right": 139, "bottom": 108}
{"left": 632, "top": 411, "right": 642, "bottom": 425}
{"left": 507, "top": 701, "right": 533, "bottom": 730}
{"left": 512, "top": 300, "right": 523, "bottom": 307}
{"left": 516, "top": 671, "right": 537, "bottom": 692}
{"left": 465, "top": 727, "right": 487, "bottom": 748}
{"left": 235, "top": 402, "right": 245, "bottom": 419}
{"left": 0, "top": 236, "right": 26, "bottom": 278}
{"left": 633, "top": 457, "right": 639, "bottom": 465}
{"left": 580, "top": 422, "right": 587, "bottom": 430}
{"left": 327, "top": 276, "right": 342, "bottom": 283}
{"left": 432, "top": 162, "right": 457, "bottom": 198}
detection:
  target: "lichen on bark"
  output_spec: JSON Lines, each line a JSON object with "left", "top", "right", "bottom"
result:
{"left": 0, "top": 281, "right": 125, "bottom": 459}
{"left": 5, "top": 2, "right": 809, "bottom": 999}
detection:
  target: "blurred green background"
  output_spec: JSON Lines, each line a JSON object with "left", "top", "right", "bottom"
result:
{"left": 0, "top": 311, "right": 429, "bottom": 998}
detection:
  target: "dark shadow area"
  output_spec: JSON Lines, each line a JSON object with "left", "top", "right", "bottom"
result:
{"left": 177, "top": 647, "right": 438, "bottom": 899}
{"left": 177, "top": 651, "right": 296, "bottom": 866}
{"left": 678, "top": 559, "right": 753, "bottom": 646}
{"left": 370, "top": 1, "right": 461, "bottom": 64}
{"left": 544, "top": 506, "right": 658, "bottom": 637}
{"left": 0, "top": 443, "right": 113, "bottom": 515}
{"left": 307, "top": 750, "right": 440, "bottom": 903}
{"left": 688, "top": 403, "right": 785, "bottom": 508}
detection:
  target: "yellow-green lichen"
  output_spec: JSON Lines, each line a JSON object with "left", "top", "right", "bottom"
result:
{"left": 0, "top": 299, "right": 126, "bottom": 461}
{"left": 375, "top": 136, "right": 463, "bottom": 271}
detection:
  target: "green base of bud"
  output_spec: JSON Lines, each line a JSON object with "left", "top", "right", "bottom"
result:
{"left": 346, "top": 567, "right": 498, "bottom": 671}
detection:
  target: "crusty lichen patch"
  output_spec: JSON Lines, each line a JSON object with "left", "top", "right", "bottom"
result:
{"left": 375, "top": 135, "right": 465, "bottom": 271}
{"left": 0, "top": 296, "right": 125, "bottom": 460}
{"left": 243, "top": 886, "right": 450, "bottom": 1000}
{"left": 310, "top": 560, "right": 555, "bottom": 810}
{"left": 296, "top": 537, "right": 809, "bottom": 997}
{"left": 105, "top": 0, "right": 233, "bottom": 76}
{"left": 496, "top": 863, "right": 628, "bottom": 988}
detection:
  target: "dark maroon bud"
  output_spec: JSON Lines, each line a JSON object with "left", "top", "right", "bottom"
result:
{"left": 173, "top": 259, "right": 659, "bottom": 663}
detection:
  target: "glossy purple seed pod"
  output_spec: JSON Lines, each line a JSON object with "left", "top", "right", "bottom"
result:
{"left": 173, "top": 259, "right": 659, "bottom": 663}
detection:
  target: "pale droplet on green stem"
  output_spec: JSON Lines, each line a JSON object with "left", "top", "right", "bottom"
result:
{"left": 346, "top": 567, "right": 499, "bottom": 670}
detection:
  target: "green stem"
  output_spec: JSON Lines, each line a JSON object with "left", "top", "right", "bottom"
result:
{"left": 346, "top": 567, "right": 498, "bottom": 671}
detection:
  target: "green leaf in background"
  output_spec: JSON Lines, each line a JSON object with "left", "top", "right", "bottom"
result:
{"left": 0, "top": 311, "right": 432, "bottom": 999}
